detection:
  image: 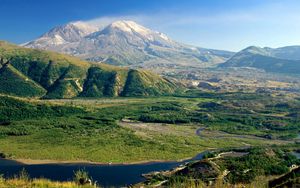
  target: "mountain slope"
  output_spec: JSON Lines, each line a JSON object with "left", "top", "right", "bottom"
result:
{"left": 268, "top": 46, "right": 300, "bottom": 60}
{"left": 122, "top": 69, "right": 177, "bottom": 96}
{"left": 24, "top": 20, "right": 234, "bottom": 68}
{"left": 0, "top": 41, "right": 179, "bottom": 98}
{"left": 220, "top": 46, "right": 300, "bottom": 74}
{"left": 0, "top": 62, "right": 46, "bottom": 97}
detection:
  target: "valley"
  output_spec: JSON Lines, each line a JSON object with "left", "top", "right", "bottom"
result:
{"left": 167, "top": 67, "right": 300, "bottom": 94}
{"left": 2, "top": 94, "right": 296, "bottom": 163}
{"left": 0, "top": 39, "right": 300, "bottom": 187}
{"left": 1, "top": 4, "right": 300, "bottom": 186}
{"left": 0, "top": 92, "right": 299, "bottom": 187}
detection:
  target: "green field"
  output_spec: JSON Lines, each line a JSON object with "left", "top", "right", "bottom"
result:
{"left": 0, "top": 91, "right": 298, "bottom": 163}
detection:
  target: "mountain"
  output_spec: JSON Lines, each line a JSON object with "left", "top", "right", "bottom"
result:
{"left": 0, "top": 41, "right": 179, "bottom": 98}
{"left": 267, "top": 46, "right": 300, "bottom": 60}
{"left": 220, "top": 46, "right": 300, "bottom": 74}
{"left": 24, "top": 20, "right": 234, "bottom": 68}
{"left": 24, "top": 21, "right": 99, "bottom": 48}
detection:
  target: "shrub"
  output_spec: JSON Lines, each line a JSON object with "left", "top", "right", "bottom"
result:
{"left": 18, "top": 168, "right": 30, "bottom": 181}
{"left": 265, "top": 165, "right": 289, "bottom": 175}
{"left": 73, "top": 169, "right": 90, "bottom": 185}
{"left": 0, "top": 152, "right": 6, "bottom": 158}
{"left": 203, "top": 152, "right": 216, "bottom": 159}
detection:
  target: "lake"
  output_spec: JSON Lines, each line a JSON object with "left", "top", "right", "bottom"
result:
{"left": 0, "top": 151, "right": 207, "bottom": 187}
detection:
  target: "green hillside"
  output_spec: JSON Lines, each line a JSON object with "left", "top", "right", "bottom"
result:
{"left": 0, "top": 63, "right": 46, "bottom": 97}
{"left": 0, "top": 41, "right": 178, "bottom": 98}
{"left": 220, "top": 46, "right": 300, "bottom": 74}
{"left": 122, "top": 69, "right": 177, "bottom": 96}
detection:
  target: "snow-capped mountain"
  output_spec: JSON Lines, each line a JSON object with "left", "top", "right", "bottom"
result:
{"left": 24, "top": 21, "right": 98, "bottom": 48}
{"left": 24, "top": 20, "right": 234, "bottom": 68}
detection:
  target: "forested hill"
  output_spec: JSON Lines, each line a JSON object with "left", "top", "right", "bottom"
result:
{"left": 0, "top": 41, "right": 178, "bottom": 98}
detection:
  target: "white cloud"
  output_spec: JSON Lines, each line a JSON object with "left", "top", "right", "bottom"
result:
{"left": 85, "top": 15, "right": 148, "bottom": 29}
{"left": 80, "top": 1, "right": 300, "bottom": 51}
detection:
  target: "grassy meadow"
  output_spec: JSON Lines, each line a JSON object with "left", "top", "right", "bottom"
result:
{"left": 0, "top": 91, "right": 298, "bottom": 163}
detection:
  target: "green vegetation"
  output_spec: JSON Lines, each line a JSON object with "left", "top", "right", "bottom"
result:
{"left": 0, "top": 44, "right": 299, "bottom": 187}
{"left": 73, "top": 169, "right": 91, "bottom": 186}
{"left": 122, "top": 69, "right": 177, "bottom": 96}
{"left": 140, "top": 145, "right": 300, "bottom": 187}
{"left": 216, "top": 147, "right": 300, "bottom": 184}
{"left": 0, "top": 95, "right": 206, "bottom": 162}
{"left": 0, "top": 41, "right": 179, "bottom": 98}
{"left": 80, "top": 67, "right": 119, "bottom": 97}
{"left": 0, "top": 169, "right": 96, "bottom": 188}
{"left": 0, "top": 90, "right": 297, "bottom": 163}
{"left": 0, "top": 63, "right": 46, "bottom": 97}
{"left": 182, "top": 90, "right": 300, "bottom": 139}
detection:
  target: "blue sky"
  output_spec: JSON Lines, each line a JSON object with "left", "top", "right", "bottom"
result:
{"left": 1, "top": 0, "right": 300, "bottom": 51}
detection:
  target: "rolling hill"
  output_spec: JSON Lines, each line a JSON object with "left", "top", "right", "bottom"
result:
{"left": 268, "top": 45, "right": 300, "bottom": 60}
{"left": 24, "top": 20, "right": 234, "bottom": 68}
{"left": 0, "top": 41, "right": 179, "bottom": 98}
{"left": 220, "top": 46, "right": 300, "bottom": 74}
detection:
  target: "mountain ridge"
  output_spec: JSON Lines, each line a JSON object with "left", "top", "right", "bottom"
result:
{"left": 220, "top": 45, "right": 300, "bottom": 74}
{"left": 0, "top": 41, "right": 179, "bottom": 98}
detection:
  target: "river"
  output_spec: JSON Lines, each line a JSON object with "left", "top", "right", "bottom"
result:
{"left": 0, "top": 127, "right": 208, "bottom": 187}
{"left": 0, "top": 128, "right": 209, "bottom": 187}
{"left": 0, "top": 151, "right": 207, "bottom": 187}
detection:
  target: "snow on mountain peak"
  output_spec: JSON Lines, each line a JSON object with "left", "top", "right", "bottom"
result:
{"left": 109, "top": 20, "right": 151, "bottom": 35}
{"left": 106, "top": 20, "right": 171, "bottom": 42}
{"left": 53, "top": 34, "right": 66, "bottom": 45}
{"left": 23, "top": 21, "right": 99, "bottom": 48}
{"left": 23, "top": 19, "right": 232, "bottom": 67}
{"left": 40, "top": 21, "right": 99, "bottom": 41}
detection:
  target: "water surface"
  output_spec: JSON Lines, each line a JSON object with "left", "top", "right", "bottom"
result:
{"left": 0, "top": 152, "right": 207, "bottom": 187}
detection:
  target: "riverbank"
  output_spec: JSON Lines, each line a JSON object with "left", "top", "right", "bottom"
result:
{"left": 0, "top": 150, "right": 208, "bottom": 187}
{"left": 8, "top": 126, "right": 210, "bottom": 165}
{"left": 8, "top": 155, "right": 203, "bottom": 166}
{"left": 2, "top": 127, "right": 291, "bottom": 166}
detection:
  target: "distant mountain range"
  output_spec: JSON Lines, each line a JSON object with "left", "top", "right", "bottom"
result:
{"left": 220, "top": 46, "right": 300, "bottom": 74}
{"left": 23, "top": 20, "right": 234, "bottom": 68}
{"left": 0, "top": 41, "right": 179, "bottom": 98}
